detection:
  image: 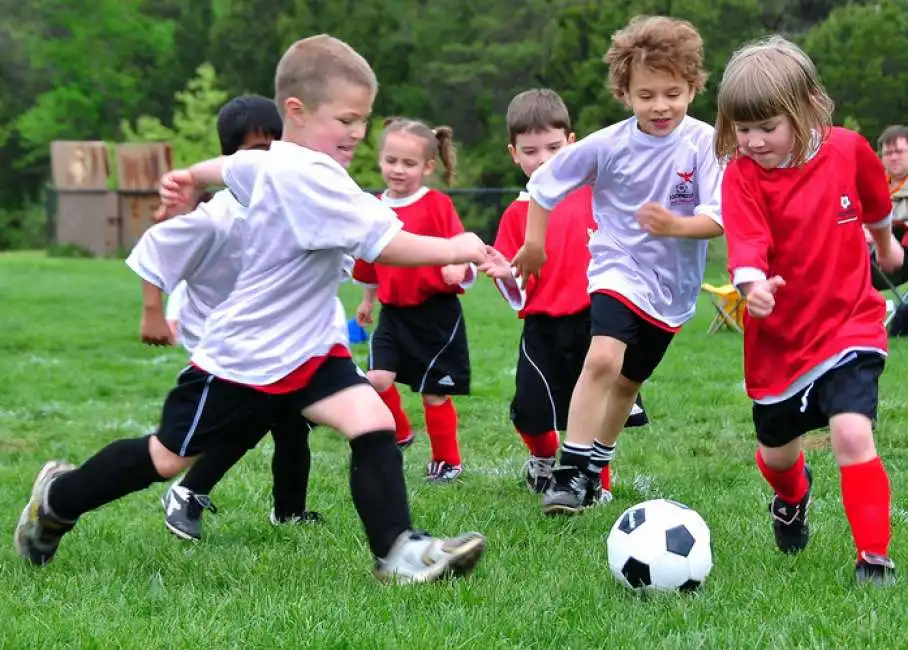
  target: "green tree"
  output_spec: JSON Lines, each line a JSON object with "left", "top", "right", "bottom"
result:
{"left": 121, "top": 63, "right": 229, "bottom": 170}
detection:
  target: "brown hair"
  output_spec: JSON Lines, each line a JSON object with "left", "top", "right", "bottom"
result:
{"left": 878, "top": 125, "right": 908, "bottom": 150}
{"left": 605, "top": 16, "right": 708, "bottom": 101}
{"left": 714, "top": 36, "right": 833, "bottom": 166}
{"left": 505, "top": 89, "right": 572, "bottom": 146}
{"left": 380, "top": 118, "right": 457, "bottom": 185}
{"left": 274, "top": 34, "right": 377, "bottom": 112}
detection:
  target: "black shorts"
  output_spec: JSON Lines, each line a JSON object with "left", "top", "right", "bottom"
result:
{"left": 511, "top": 311, "right": 590, "bottom": 435}
{"left": 155, "top": 357, "right": 369, "bottom": 457}
{"left": 369, "top": 294, "right": 470, "bottom": 395}
{"left": 752, "top": 352, "right": 884, "bottom": 448}
{"left": 589, "top": 293, "right": 676, "bottom": 383}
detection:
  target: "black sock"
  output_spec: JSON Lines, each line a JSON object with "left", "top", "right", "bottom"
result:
{"left": 180, "top": 442, "right": 249, "bottom": 495}
{"left": 349, "top": 430, "right": 412, "bottom": 559}
{"left": 47, "top": 437, "right": 165, "bottom": 521}
{"left": 270, "top": 417, "right": 312, "bottom": 518}
{"left": 559, "top": 441, "right": 592, "bottom": 472}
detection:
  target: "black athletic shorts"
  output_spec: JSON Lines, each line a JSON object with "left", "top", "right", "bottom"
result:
{"left": 369, "top": 293, "right": 470, "bottom": 395}
{"left": 752, "top": 351, "right": 884, "bottom": 447}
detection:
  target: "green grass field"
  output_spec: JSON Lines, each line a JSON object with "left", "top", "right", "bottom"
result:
{"left": 1, "top": 250, "right": 906, "bottom": 648}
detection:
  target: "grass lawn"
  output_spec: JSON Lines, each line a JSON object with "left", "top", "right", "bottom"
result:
{"left": 1, "top": 249, "right": 906, "bottom": 648}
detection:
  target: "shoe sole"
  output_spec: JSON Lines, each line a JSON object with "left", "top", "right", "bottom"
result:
{"left": 444, "top": 534, "right": 485, "bottom": 578}
{"left": 14, "top": 461, "right": 72, "bottom": 565}
{"left": 542, "top": 502, "right": 585, "bottom": 516}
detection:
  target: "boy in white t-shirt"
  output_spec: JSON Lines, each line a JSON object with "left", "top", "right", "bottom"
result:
{"left": 16, "top": 35, "right": 488, "bottom": 584}
{"left": 512, "top": 16, "right": 724, "bottom": 515}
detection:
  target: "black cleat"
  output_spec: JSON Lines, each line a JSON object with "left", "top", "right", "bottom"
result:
{"left": 541, "top": 466, "right": 602, "bottom": 516}
{"left": 161, "top": 484, "right": 217, "bottom": 542}
{"left": 769, "top": 465, "right": 812, "bottom": 554}
{"left": 855, "top": 551, "right": 896, "bottom": 586}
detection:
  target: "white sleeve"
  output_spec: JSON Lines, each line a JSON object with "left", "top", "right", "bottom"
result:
{"left": 266, "top": 157, "right": 403, "bottom": 262}
{"left": 222, "top": 149, "right": 269, "bottom": 206}
{"left": 165, "top": 282, "right": 187, "bottom": 321}
{"left": 694, "top": 129, "right": 723, "bottom": 226}
{"left": 526, "top": 132, "right": 602, "bottom": 211}
{"left": 124, "top": 207, "right": 220, "bottom": 294}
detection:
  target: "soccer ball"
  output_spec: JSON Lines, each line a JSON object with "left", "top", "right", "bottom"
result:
{"left": 605, "top": 498, "right": 712, "bottom": 592}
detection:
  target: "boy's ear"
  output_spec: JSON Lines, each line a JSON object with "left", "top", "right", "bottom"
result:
{"left": 507, "top": 143, "right": 520, "bottom": 165}
{"left": 283, "top": 97, "right": 307, "bottom": 125}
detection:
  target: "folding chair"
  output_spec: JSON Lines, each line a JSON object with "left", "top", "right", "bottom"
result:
{"left": 701, "top": 283, "right": 745, "bottom": 334}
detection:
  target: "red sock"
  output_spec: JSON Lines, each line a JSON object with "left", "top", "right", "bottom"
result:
{"left": 600, "top": 464, "right": 611, "bottom": 492}
{"left": 841, "top": 456, "right": 891, "bottom": 558}
{"left": 756, "top": 449, "right": 809, "bottom": 504}
{"left": 378, "top": 386, "right": 412, "bottom": 444}
{"left": 517, "top": 429, "right": 559, "bottom": 458}
{"left": 424, "top": 398, "right": 460, "bottom": 465}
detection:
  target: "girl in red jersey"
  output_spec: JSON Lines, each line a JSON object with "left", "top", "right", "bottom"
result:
{"left": 717, "top": 36, "right": 904, "bottom": 585}
{"left": 354, "top": 118, "right": 474, "bottom": 482}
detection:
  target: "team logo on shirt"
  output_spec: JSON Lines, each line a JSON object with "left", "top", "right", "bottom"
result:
{"left": 669, "top": 168, "right": 697, "bottom": 208}
{"left": 837, "top": 193, "right": 857, "bottom": 224}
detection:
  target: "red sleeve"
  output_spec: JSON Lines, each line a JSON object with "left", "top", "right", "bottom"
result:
{"left": 493, "top": 204, "right": 524, "bottom": 260}
{"left": 352, "top": 259, "right": 378, "bottom": 286}
{"left": 722, "top": 160, "right": 773, "bottom": 277}
{"left": 853, "top": 133, "right": 892, "bottom": 225}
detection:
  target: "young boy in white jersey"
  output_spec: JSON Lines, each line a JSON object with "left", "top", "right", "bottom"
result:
{"left": 127, "top": 95, "right": 325, "bottom": 542}
{"left": 480, "top": 89, "right": 648, "bottom": 495}
{"left": 16, "top": 34, "right": 488, "bottom": 584}
{"left": 512, "top": 16, "right": 724, "bottom": 515}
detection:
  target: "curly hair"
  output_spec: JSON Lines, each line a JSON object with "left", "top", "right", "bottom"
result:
{"left": 605, "top": 16, "right": 708, "bottom": 100}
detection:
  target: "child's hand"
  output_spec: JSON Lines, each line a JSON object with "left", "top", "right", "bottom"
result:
{"left": 450, "top": 233, "right": 488, "bottom": 264}
{"left": 141, "top": 306, "right": 176, "bottom": 346}
{"left": 356, "top": 300, "right": 374, "bottom": 326}
{"left": 155, "top": 170, "right": 199, "bottom": 221}
{"left": 877, "top": 237, "right": 905, "bottom": 273}
{"left": 512, "top": 240, "right": 546, "bottom": 285}
{"left": 478, "top": 247, "right": 515, "bottom": 281}
{"left": 635, "top": 202, "right": 679, "bottom": 237}
{"left": 746, "top": 276, "right": 786, "bottom": 318}
{"left": 441, "top": 263, "right": 469, "bottom": 286}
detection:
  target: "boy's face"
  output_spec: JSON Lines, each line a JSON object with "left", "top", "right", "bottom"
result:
{"left": 239, "top": 131, "right": 276, "bottom": 152}
{"left": 509, "top": 128, "right": 575, "bottom": 177}
{"left": 624, "top": 65, "right": 694, "bottom": 137}
{"left": 285, "top": 81, "right": 374, "bottom": 168}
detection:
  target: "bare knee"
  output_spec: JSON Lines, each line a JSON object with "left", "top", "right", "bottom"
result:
{"left": 367, "top": 370, "right": 396, "bottom": 394}
{"left": 148, "top": 435, "right": 194, "bottom": 478}
{"left": 830, "top": 413, "right": 877, "bottom": 465}
{"left": 582, "top": 337, "right": 626, "bottom": 382}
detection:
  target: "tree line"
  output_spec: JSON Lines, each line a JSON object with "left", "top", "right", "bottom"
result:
{"left": 1, "top": 0, "right": 907, "bottom": 247}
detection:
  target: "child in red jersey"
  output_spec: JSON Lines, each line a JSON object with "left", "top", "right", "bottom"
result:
{"left": 717, "top": 36, "right": 903, "bottom": 585}
{"left": 354, "top": 118, "right": 474, "bottom": 482}
{"left": 480, "top": 89, "right": 648, "bottom": 498}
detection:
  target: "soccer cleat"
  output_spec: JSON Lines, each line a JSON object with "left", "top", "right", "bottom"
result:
{"left": 769, "top": 465, "right": 813, "bottom": 554}
{"left": 426, "top": 460, "right": 463, "bottom": 482}
{"left": 541, "top": 466, "right": 602, "bottom": 516}
{"left": 523, "top": 456, "right": 556, "bottom": 493}
{"left": 374, "top": 530, "right": 486, "bottom": 584}
{"left": 14, "top": 460, "right": 77, "bottom": 566}
{"left": 161, "top": 484, "right": 217, "bottom": 542}
{"left": 855, "top": 552, "right": 896, "bottom": 586}
{"left": 397, "top": 433, "right": 415, "bottom": 450}
{"left": 269, "top": 510, "right": 324, "bottom": 526}
{"left": 625, "top": 394, "right": 649, "bottom": 428}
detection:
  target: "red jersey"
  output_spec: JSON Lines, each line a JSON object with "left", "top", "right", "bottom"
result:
{"left": 493, "top": 186, "right": 594, "bottom": 318}
{"left": 724, "top": 127, "right": 891, "bottom": 400}
{"left": 352, "top": 188, "right": 467, "bottom": 307}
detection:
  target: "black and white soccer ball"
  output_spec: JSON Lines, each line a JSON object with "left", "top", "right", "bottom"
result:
{"left": 605, "top": 498, "right": 712, "bottom": 592}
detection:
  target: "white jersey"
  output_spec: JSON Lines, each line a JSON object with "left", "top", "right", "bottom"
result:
{"left": 527, "top": 116, "right": 722, "bottom": 327}
{"left": 126, "top": 186, "right": 354, "bottom": 356}
{"left": 126, "top": 190, "right": 243, "bottom": 353}
{"left": 191, "top": 141, "right": 402, "bottom": 385}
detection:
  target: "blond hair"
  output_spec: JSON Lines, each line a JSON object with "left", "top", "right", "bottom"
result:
{"left": 381, "top": 118, "right": 458, "bottom": 185}
{"left": 274, "top": 34, "right": 377, "bottom": 112}
{"left": 605, "top": 16, "right": 708, "bottom": 101}
{"left": 506, "top": 89, "right": 572, "bottom": 146}
{"left": 715, "top": 36, "right": 834, "bottom": 166}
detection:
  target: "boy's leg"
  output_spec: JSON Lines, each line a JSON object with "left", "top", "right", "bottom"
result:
{"left": 821, "top": 353, "right": 895, "bottom": 584}
{"left": 270, "top": 411, "right": 321, "bottom": 525}
{"left": 294, "top": 357, "right": 485, "bottom": 584}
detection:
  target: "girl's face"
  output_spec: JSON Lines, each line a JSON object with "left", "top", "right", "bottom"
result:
{"left": 734, "top": 115, "right": 795, "bottom": 169}
{"left": 379, "top": 131, "right": 435, "bottom": 198}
